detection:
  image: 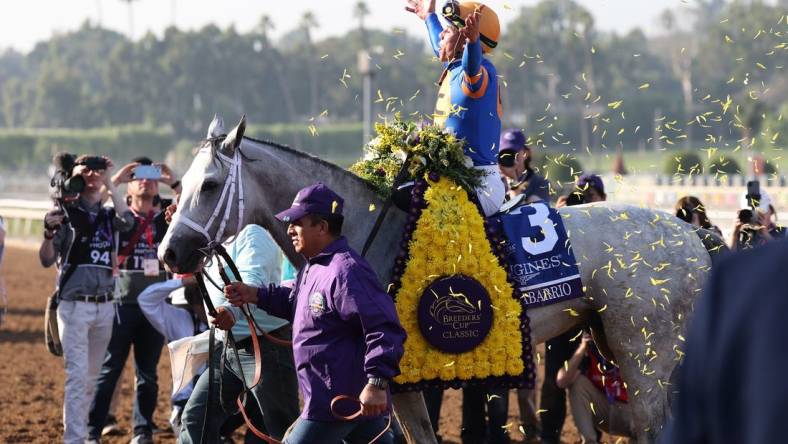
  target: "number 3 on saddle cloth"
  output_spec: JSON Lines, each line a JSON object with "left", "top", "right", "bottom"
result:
{"left": 491, "top": 200, "right": 585, "bottom": 307}
{"left": 388, "top": 177, "right": 584, "bottom": 392}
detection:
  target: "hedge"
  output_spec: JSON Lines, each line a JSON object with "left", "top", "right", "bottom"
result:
{"left": 540, "top": 154, "right": 584, "bottom": 186}
{"left": 0, "top": 126, "right": 177, "bottom": 169}
{"left": 663, "top": 151, "right": 703, "bottom": 176}
{"left": 246, "top": 122, "right": 364, "bottom": 167}
{"left": 706, "top": 155, "right": 741, "bottom": 175}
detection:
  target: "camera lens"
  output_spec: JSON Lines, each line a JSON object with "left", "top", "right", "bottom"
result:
{"left": 64, "top": 175, "right": 85, "bottom": 194}
{"left": 738, "top": 209, "right": 753, "bottom": 224}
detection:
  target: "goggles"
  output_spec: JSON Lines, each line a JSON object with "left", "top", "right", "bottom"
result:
{"left": 441, "top": 0, "right": 498, "bottom": 49}
{"left": 442, "top": 1, "right": 466, "bottom": 28}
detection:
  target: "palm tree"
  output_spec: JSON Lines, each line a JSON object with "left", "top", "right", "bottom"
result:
{"left": 120, "top": 0, "right": 138, "bottom": 38}
{"left": 256, "top": 15, "right": 301, "bottom": 146}
{"left": 661, "top": 8, "right": 694, "bottom": 147}
{"left": 353, "top": 1, "right": 370, "bottom": 50}
{"left": 300, "top": 11, "right": 320, "bottom": 117}
{"left": 95, "top": 0, "right": 103, "bottom": 26}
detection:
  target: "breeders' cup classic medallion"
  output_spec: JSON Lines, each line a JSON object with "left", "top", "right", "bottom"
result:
{"left": 308, "top": 292, "right": 326, "bottom": 315}
{"left": 417, "top": 275, "right": 493, "bottom": 354}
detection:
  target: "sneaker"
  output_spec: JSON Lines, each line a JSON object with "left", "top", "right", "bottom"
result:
{"left": 130, "top": 433, "right": 154, "bottom": 444}
{"left": 101, "top": 415, "right": 123, "bottom": 437}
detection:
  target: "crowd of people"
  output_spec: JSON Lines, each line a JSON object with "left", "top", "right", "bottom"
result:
{"left": 29, "top": 135, "right": 784, "bottom": 444}
{"left": 9, "top": 1, "right": 784, "bottom": 444}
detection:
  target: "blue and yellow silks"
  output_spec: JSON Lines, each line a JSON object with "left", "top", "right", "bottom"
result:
{"left": 426, "top": 13, "right": 502, "bottom": 167}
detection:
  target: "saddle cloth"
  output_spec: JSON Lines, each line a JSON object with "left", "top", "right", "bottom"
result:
{"left": 492, "top": 200, "right": 585, "bottom": 307}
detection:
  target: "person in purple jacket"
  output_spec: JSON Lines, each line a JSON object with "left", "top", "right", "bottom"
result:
{"left": 224, "top": 182, "right": 407, "bottom": 444}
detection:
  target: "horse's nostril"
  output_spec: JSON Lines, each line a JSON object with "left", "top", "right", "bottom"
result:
{"left": 164, "top": 248, "right": 177, "bottom": 267}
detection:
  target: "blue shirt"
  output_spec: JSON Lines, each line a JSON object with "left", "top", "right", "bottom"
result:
{"left": 257, "top": 237, "right": 406, "bottom": 421}
{"left": 427, "top": 13, "right": 502, "bottom": 166}
{"left": 204, "top": 224, "right": 288, "bottom": 341}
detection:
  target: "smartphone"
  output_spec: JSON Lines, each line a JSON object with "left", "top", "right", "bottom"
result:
{"left": 746, "top": 180, "right": 760, "bottom": 199}
{"left": 133, "top": 165, "right": 162, "bottom": 180}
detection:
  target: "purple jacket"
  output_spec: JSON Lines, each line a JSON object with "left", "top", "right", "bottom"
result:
{"left": 257, "top": 237, "right": 406, "bottom": 421}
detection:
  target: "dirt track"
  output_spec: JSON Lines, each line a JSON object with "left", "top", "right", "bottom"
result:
{"left": 0, "top": 245, "right": 594, "bottom": 443}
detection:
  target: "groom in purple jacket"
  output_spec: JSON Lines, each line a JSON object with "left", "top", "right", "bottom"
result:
{"left": 224, "top": 182, "right": 406, "bottom": 444}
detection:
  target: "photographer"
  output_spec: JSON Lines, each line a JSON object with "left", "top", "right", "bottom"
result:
{"left": 39, "top": 154, "right": 133, "bottom": 444}
{"left": 497, "top": 129, "right": 550, "bottom": 203}
{"left": 731, "top": 183, "right": 786, "bottom": 251}
{"left": 674, "top": 196, "right": 723, "bottom": 237}
{"left": 87, "top": 157, "right": 179, "bottom": 444}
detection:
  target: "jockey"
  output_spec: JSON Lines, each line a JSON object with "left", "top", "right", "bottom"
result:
{"left": 407, "top": 0, "right": 504, "bottom": 216}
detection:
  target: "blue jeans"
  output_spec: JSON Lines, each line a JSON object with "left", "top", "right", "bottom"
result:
{"left": 284, "top": 417, "right": 393, "bottom": 444}
{"left": 179, "top": 329, "right": 299, "bottom": 444}
{"left": 88, "top": 303, "right": 164, "bottom": 438}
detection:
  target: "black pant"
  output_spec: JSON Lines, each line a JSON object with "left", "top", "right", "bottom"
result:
{"left": 461, "top": 385, "right": 510, "bottom": 444}
{"left": 88, "top": 304, "right": 164, "bottom": 438}
{"left": 423, "top": 387, "right": 444, "bottom": 442}
{"left": 540, "top": 329, "right": 580, "bottom": 443}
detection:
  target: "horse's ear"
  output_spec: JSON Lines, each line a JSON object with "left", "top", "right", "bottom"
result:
{"left": 221, "top": 115, "right": 246, "bottom": 153}
{"left": 207, "top": 113, "right": 226, "bottom": 139}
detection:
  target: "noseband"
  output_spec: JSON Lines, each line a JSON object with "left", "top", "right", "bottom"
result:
{"left": 174, "top": 143, "right": 245, "bottom": 252}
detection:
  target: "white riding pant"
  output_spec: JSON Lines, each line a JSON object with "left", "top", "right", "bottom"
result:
{"left": 57, "top": 300, "right": 114, "bottom": 444}
{"left": 474, "top": 165, "right": 506, "bottom": 217}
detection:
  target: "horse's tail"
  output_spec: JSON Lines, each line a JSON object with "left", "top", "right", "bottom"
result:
{"left": 694, "top": 227, "right": 730, "bottom": 267}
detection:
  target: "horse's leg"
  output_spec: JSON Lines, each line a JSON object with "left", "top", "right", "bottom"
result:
{"left": 392, "top": 392, "right": 438, "bottom": 444}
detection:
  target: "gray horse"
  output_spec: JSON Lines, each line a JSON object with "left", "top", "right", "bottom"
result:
{"left": 159, "top": 116, "right": 711, "bottom": 444}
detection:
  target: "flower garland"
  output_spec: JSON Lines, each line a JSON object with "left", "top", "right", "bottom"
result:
{"left": 349, "top": 116, "right": 483, "bottom": 198}
{"left": 391, "top": 176, "right": 534, "bottom": 389}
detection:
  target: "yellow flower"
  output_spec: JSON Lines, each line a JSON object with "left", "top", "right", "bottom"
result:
{"left": 393, "top": 176, "right": 525, "bottom": 384}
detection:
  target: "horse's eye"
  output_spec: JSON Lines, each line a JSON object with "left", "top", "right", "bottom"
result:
{"left": 201, "top": 181, "right": 218, "bottom": 192}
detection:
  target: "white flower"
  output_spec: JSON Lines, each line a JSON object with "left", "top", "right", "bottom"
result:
{"left": 393, "top": 148, "right": 408, "bottom": 162}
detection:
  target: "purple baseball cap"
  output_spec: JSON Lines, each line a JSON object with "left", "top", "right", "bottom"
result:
{"left": 499, "top": 129, "right": 527, "bottom": 153}
{"left": 576, "top": 174, "right": 605, "bottom": 194}
{"left": 275, "top": 182, "right": 345, "bottom": 223}
{"left": 498, "top": 129, "right": 528, "bottom": 167}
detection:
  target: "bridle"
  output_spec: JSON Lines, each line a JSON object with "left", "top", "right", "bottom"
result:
{"left": 173, "top": 139, "right": 245, "bottom": 253}
{"left": 175, "top": 136, "right": 391, "bottom": 444}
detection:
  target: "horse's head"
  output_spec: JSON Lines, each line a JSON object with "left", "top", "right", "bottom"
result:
{"left": 159, "top": 114, "right": 248, "bottom": 273}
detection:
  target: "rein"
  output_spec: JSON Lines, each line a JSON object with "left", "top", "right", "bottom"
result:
{"left": 181, "top": 139, "right": 391, "bottom": 443}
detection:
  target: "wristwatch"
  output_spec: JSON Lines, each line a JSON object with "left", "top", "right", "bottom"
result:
{"left": 368, "top": 377, "right": 389, "bottom": 390}
{"left": 170, "top": 179, "right": 181, "bottom": 190}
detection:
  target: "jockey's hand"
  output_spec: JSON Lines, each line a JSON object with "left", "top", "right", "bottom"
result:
{"left": 211, "top": 306, "right": 236, "bottom": 330}
{"left": 460, "top": 9, "right": 480, "bottom": 43}
{"left": 405, "top": 0, "right": 435, "bottom": 21}
{"left": 359, "top": 384, "right": 388, "bottom": 416}
{"left": 224, "top": 282, "right": 259, "bottom": 306}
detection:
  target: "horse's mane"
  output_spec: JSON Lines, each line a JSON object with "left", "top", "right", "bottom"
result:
{"left": 240, "top": 135, "right": 379, "bottom": 192}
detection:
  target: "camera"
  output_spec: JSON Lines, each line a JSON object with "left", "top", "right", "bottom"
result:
{"left": 50, "top": 152, "right": 85, "bottom": 204}
{"left": 676, "top": 206, "right": 694, "bottom": 224}
{"left": 738, "top": 181, "right": 762, "bottom": 225}
{"left": 565, "top": 191, "right": 585, "bottom": 207}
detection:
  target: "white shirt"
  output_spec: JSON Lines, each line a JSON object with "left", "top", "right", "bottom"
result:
{"left": 138, "top": 278, "right": 206, "bottom": 341}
